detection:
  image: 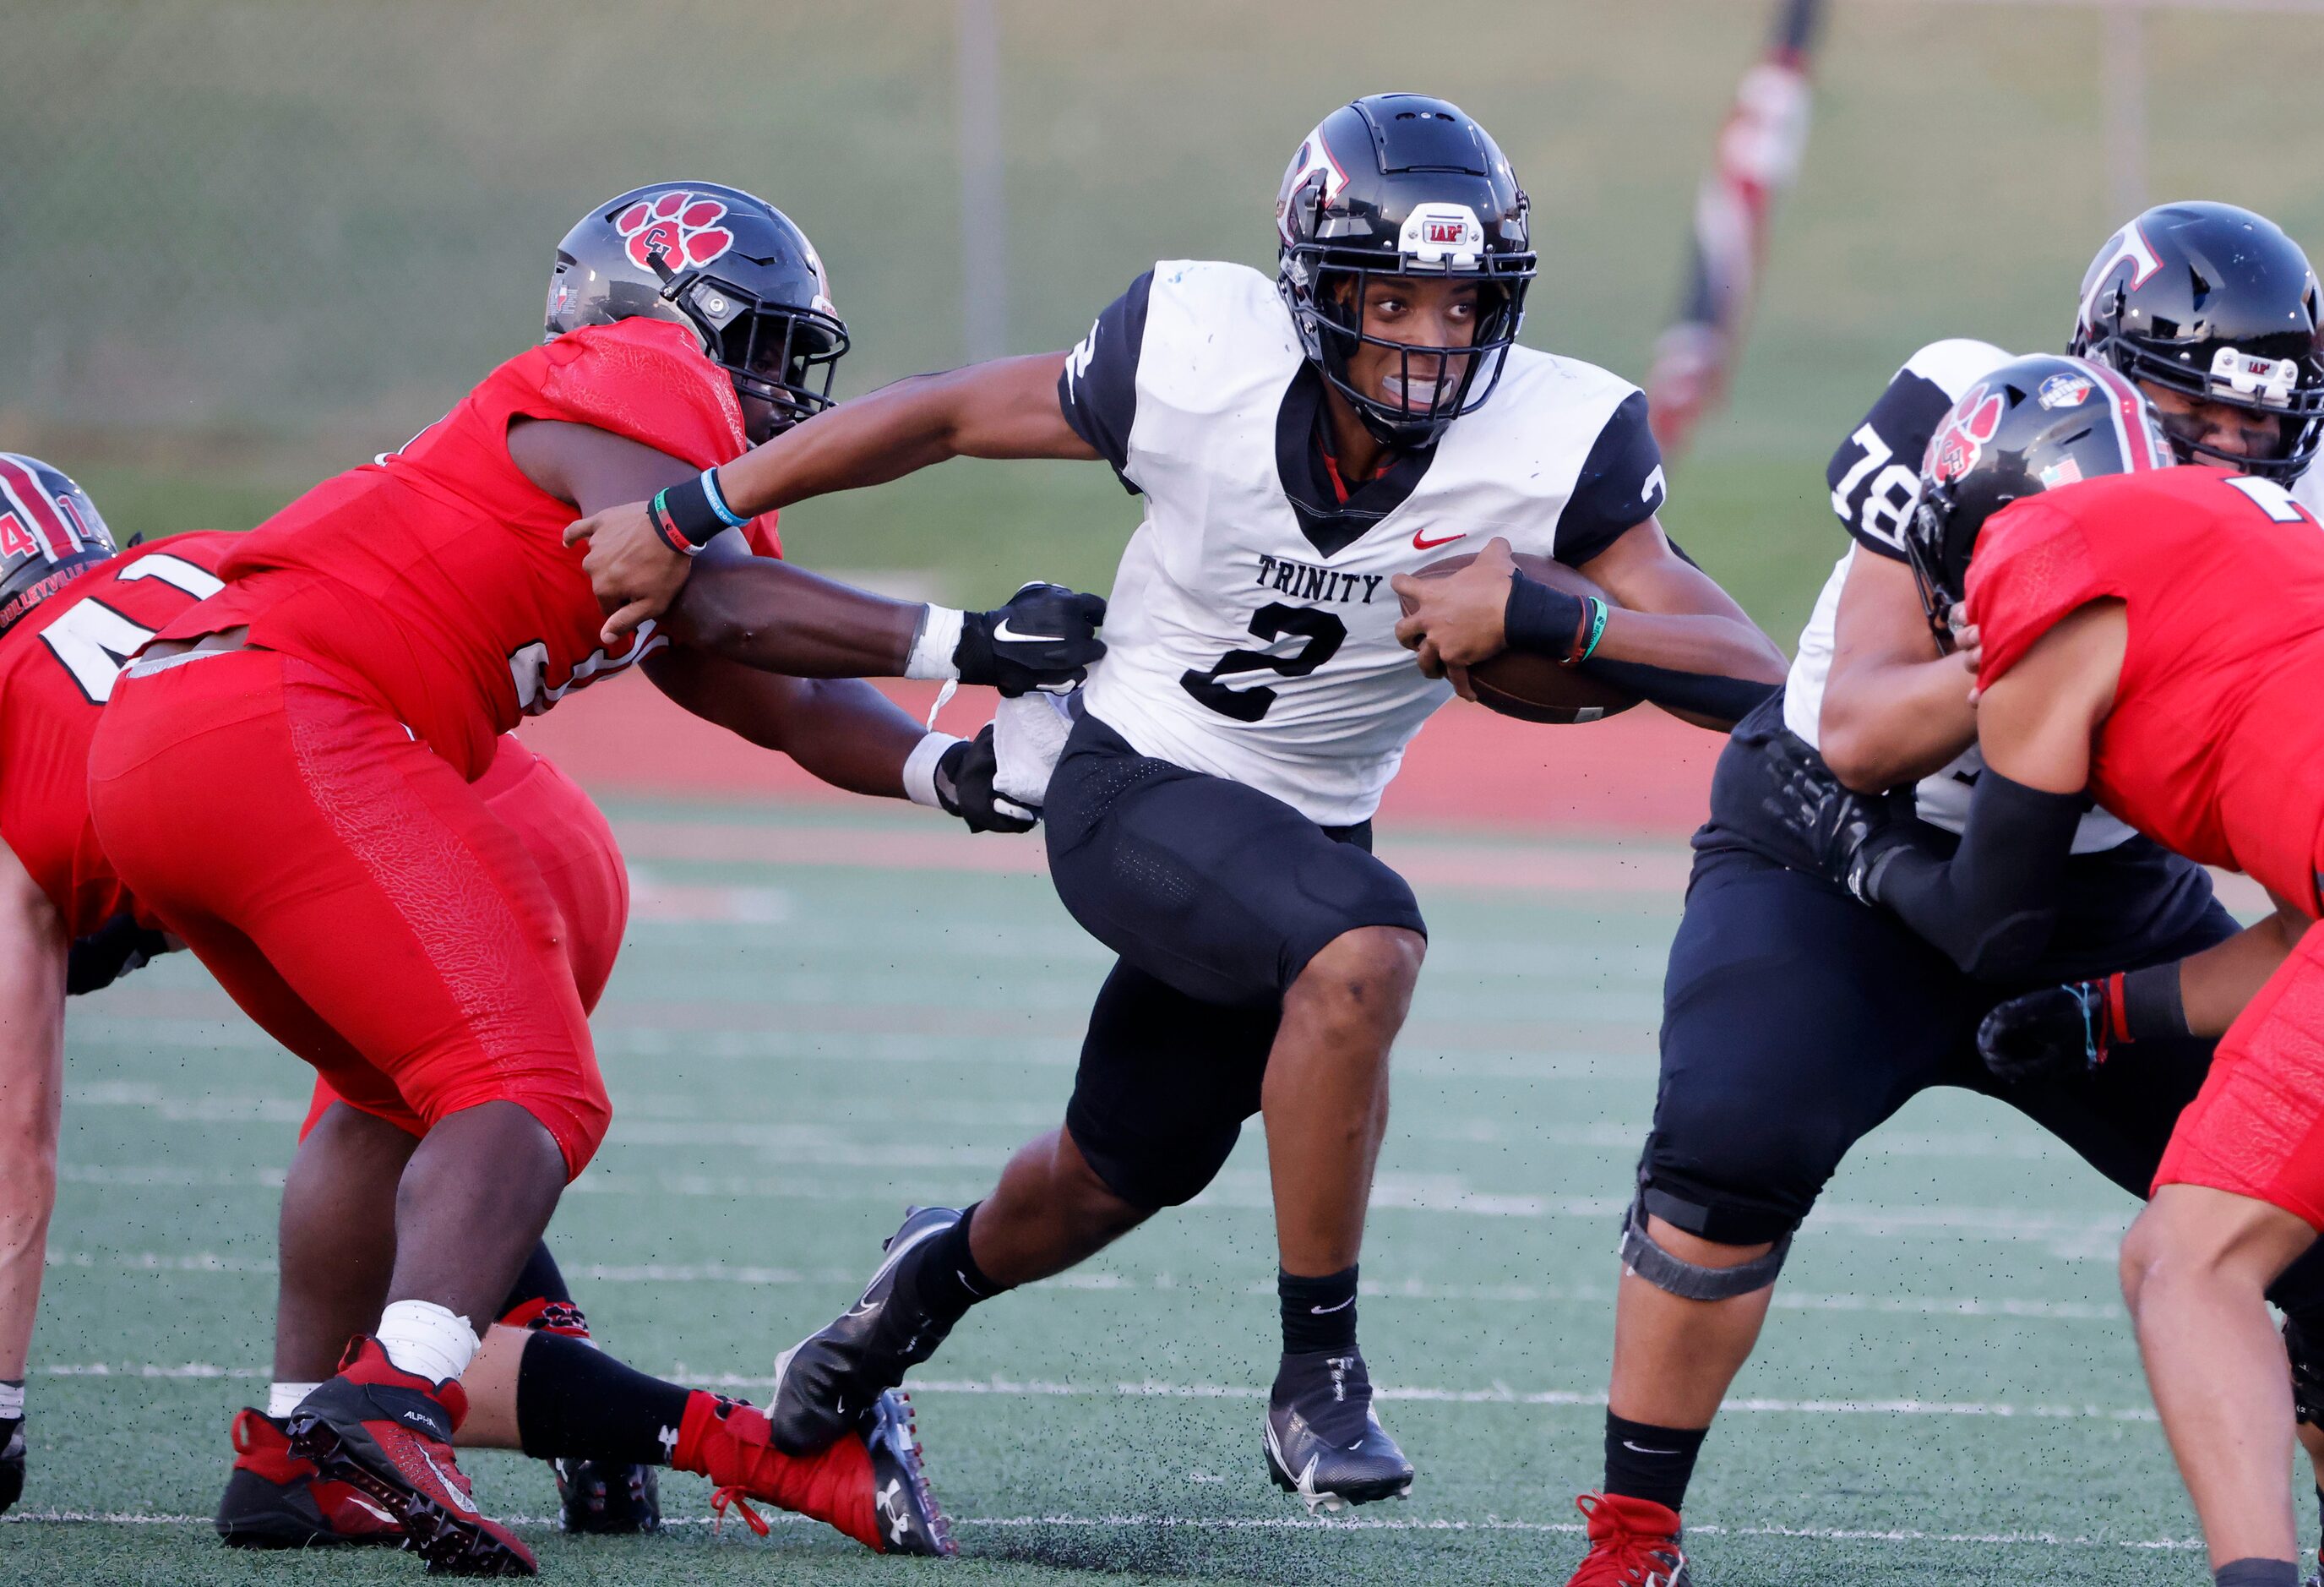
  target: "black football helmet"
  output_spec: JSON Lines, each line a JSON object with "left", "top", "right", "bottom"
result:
{"left": 2068, "top": 201, "right": 2324, "bottom": 483}
{"left": 1903, "top": 354, "right": 2173, "bottom": 637}
{"left": 547, "top": 183, "right": 849, "bottom": 443}
{"left": 1276, "top": 94, "right": 1536, "bottom": 449}
{"left": 0, "top": 453, "right": 117, "bottom": 639}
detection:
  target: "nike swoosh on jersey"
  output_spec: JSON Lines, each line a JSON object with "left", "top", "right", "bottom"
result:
{"left": 1411, "top": 530, "right": 1467, "bottom": 551}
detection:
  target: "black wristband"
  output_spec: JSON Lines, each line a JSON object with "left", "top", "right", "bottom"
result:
{"left": 1504, "top": 572, "right": 1587, "bottom": 661}
{"left": 2120, "top": 963, "right": 2191, "bottom": 1043}
{"left": 654, "top": 472, "right": 727, "bottom": 549}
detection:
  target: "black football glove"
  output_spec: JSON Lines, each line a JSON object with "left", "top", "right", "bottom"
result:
{"left": 936, "top": 727, "right": 1039, "bottom": 834}
{"left": 954, "top": 582, "right": 1107, "bottom": 696}
{"left": 1978, "top": 981, "right": 2111, "bottom": 1083}
{"left": 1759, "top": 734, "right": 1911, "bottom": 903}
{"left": 67, "top": 912, "right": 171, "bottom": 995}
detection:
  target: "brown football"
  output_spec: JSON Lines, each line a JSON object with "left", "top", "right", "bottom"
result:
{"left": 1398, "top": 551, "right": 1641, "bottom": 724}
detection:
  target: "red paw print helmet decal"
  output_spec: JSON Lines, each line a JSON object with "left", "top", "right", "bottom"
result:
{"left": 1925, "top": 382, "right": 2005, "bottom": 488}
{"left": 613, "top": 191, "right": 736, "bottom": 275}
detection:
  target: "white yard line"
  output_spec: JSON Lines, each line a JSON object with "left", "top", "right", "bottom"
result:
{"left": 29, "top": 1360, "right": 2161, "bottom": 1421}
{"left": 0, "top": 1507, "right": 2205, "bottom": 1551}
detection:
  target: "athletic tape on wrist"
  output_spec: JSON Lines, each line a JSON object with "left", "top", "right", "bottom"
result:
{"left": 698, "top": 467, "right": 748, "bottom": 531}
{"left": 902, "top": 731, "right": 962, "bottom": 809}
{"left": 905, "top": 605, "right": 966, "bottom": 681}
{"left": 1619, "top": 1193, "right": 1791, "bottom": 1301}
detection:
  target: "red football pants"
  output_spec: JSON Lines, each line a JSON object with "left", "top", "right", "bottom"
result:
{"left": 2157, "top": 916, "right": 2324, "bottom": 1229}
{"left": 88, "top": 647, "right": 611, "bottom": 1177}
{"left": 298, "top": 734, "right": 629, "bottom": 1141}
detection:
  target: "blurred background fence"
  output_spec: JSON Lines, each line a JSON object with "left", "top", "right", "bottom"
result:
{"left": 3, "top": 0, "right": 2320, "bottom": 637}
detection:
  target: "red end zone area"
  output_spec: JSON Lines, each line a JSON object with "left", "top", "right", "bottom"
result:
{"left": 514, "top": 680, "right": 1723, "bottom": 837}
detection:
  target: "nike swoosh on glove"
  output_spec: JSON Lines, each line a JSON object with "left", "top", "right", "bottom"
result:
{"left": 992, "top": 689, "right": 1079, "bottom": 809}
{"left": 955, "top": 583, "right": 1107, "bottom": 696}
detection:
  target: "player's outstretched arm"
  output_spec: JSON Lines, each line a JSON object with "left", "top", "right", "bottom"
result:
{"left": 0, "top": 840, "right": 68, "bottom": 1427}
{"left": 643, "top": 635, "right": 1048, "bottom": 833}
{"left": 1980, "top": 898, "right": 2312, "bottom": 1083}
{"left": 1817, "top": 548, "right": 1982, "bottom": 793}
{"left": 563, "top": 352, "right": 1099, "bottom": 637}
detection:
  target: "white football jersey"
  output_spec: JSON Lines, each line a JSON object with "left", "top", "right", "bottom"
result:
{"left": 1788, "top": 337, "right": 2134, "bottom": 852}
{"left": 1060, "top": 260, "right": 1665, "bottom": 826}
{"left": 2295, "top": 455, "right": 2323, "bottom": 521}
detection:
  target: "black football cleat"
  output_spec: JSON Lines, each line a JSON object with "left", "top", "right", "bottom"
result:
{"left": 864, "top": 1390, "right": 955, "bottom": 1557}
{"left": 0, "top": 1417, "right": 24, "bottom": 1513}
{"left": 770, "top": 1205, "right": 962, "bottom": 1457}
{"left": 552, "top": 1457, "right": 661, "bottom": 1535}
{"left": 1263, "top": 1347, "right": 1414, "bottom": 1513}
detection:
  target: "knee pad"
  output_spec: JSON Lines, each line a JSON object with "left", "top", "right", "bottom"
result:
{"left": 1619, "top": 1191, "right": 1793, "bottom": 1301}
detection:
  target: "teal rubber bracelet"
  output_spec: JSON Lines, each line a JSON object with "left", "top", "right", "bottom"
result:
{"left": 1576, "top": 597, "right": 1608, "bottom": 663}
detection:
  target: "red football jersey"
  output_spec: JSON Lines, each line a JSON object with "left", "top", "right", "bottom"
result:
{"left": 1969, "top": 466, "right": 2324, "bottom": 912}
{"left": 0, "top": 531, "right": 237, "bottom": 935}
{"left": 155, "top": 319, "right": 781, "bottom": 782}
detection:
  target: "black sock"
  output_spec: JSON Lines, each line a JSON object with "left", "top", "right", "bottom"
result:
{"left": 1603, "top": 1411, "right": 1707, "bottom": 1514}
{"left": 2213, "top": 1561, "right": 2299, "bottom": 1587}
{"left": 901, "top": 1203, "right": 1001, "bottom": 1327}
{"left": 1279, "top": 1265, "right": 1359, "bottom": 1355}
{"left": 496, "top": 1239, "right": 574, "bottom": 1323}
{"left": 514, "top": 1332, "right": 689, "bottom": 1465}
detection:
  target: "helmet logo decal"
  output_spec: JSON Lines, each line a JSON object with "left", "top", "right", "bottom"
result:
{"left": 613, "top": 191, "right": 735, "bottom": 275}
{"left": 2077, "top": 220, "right": 2164, "bottom": 327}
{"left": 2038, "top": 458, "right": 2086, "bottom": 490}
{"left": 1926, "top": 383, "right": 2005, "bottom": 487}
{"left": 2037, "top": 371, "right": 2095, "bottom": 410}
{"left": 1399, "top": 203, "right": 1484, "bottom": 269}
{"left": 1276, "top": 127, "right": 1350, "bottom": 244}
{"left": 2209, "top": 345, "right": 2299, "bottom": 406}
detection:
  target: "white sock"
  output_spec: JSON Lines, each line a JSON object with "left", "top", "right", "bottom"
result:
{"left": 0, "top": 1379, "right": 23, "bottom": 1421}
{"left": 375, "top": 1300, "right": 478, "bottom": 1385}
{"left": 266, "top": 1381, "right": 321, "bottom": 1419}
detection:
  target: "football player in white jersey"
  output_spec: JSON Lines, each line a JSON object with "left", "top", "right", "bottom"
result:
{"left": 1557, "top": 203, "right": 2324, "bottom": 1587}
{"left": 567, "top": 93, "right": 1787, "bottom": 1512}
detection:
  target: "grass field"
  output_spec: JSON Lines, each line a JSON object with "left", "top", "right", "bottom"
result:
{"left": 5, "top": 795, "right": 2237, "bottom": 1584}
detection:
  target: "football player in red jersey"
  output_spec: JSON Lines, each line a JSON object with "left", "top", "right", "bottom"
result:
{"left": 80, "top": 183, "right": 1101, "bottom": 1575}
{"left": 1768, "top": 356, "right": 2324, "bottom": 1582}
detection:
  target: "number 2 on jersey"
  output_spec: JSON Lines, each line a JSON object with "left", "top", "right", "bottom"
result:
{"left": 1179, "top": 603, "right": 1348, "bottom": 723}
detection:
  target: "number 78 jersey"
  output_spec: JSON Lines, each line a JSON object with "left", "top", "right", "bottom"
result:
{"left": 1063, "top": 261, "right": 1667, "bottom": 826}
{"left": 0, "top": 531, "right": 232, "bottom": 935}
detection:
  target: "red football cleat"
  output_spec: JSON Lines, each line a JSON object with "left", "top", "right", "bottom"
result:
{"left": 215, "top": 1408, "right": 405, "bottom": 1548}
{"left": 674, "top": 1388, "right": 954, "bottom": 1557}
{"left": 284, "top": 1338, "right": 536, "bottom": 1577}
{"left": 1566, "top": 1492, "right": 1690, "bottom": 1586}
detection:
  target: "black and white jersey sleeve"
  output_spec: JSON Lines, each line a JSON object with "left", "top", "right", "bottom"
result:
{"left": 1825, "top": 339, "right": 2011, "bottom": 559}
{"left": 1554, "top": 390, "right": 1668, "bottom": 566}
{"left": 1057, "top": 268, "right": 1155, "bottom": 494}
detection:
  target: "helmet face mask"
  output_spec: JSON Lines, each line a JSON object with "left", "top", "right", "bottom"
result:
{"left": 1903, "top": 355, "right": 2174, "bottom": 640}
{"left": 2069, "top": 201, "right": 2324, "bottom": 483}
{"left": 1276, "top": 95, "right": 1537, "bottom": 450}
{"left": 547, "top": 183, "right": 851, "bottom": 444}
